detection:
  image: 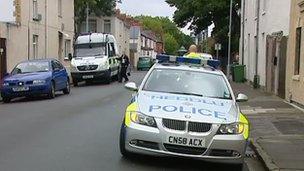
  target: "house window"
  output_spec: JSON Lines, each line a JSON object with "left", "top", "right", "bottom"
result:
{"left": 295, "top": 27, "right": 302, "bottom": 75}
{"left": 33, "top": 0, "right": 38, "bottom": 19}
{"left": 64, "top": 40, "right": 71, "bottom": 59}
{"left": 104, "top": 20, "right": 111, "bottom": 33}
{"left": 262, "top": 0, "right": 267, "bottom": 12}
{"left": 33, "top": 35, "right": 39, "bottom": 59}
{"left": 255, "top": 0, "right": 259, "bottom": 17}
{"left": 81, "top": 19, "right": 97, "bottom": 33}
{"left": 58, "top": 0, "right": 62, "bottom": 17}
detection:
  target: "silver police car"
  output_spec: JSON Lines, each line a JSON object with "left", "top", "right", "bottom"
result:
{"left": 119, "top": 55, "right": 249, "bottom": 166}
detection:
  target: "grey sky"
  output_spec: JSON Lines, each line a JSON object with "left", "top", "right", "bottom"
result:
{"left": 0, "top": 0, "right": 15, "bottom": 22}
{"left": 117, "top": 0, "right": 191, "bottom": 34}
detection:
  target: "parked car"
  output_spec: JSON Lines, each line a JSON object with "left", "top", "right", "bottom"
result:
{"left": 1, "top": 59, "right": 70, "bottom": 103}
{"left": 137, "top": 56, "right": 154, "bottom": 70}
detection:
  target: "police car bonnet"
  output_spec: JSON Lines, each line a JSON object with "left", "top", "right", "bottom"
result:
{"left": 137, "top": 91, "right": 238, "bottom": 124}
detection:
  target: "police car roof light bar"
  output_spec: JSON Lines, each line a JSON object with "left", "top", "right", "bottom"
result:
{"left": 156, "top": 54, "right": 221, "bottom": 69}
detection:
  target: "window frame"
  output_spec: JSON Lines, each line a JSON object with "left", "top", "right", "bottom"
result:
{"left": 33, "top": 0, "right": 38, "bottom": 19}
{"left": 295, "top": 27, "right": 302, "bottom": 75}
{"left": 33, "top": 35, "right": 39, "bottom": 59}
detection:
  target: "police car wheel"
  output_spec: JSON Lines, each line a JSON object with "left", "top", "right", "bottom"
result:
{"left": 119, "top": 121, "right": 131, "bottom": 157}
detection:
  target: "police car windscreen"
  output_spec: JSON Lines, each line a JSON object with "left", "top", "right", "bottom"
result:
{"left": 143, "top": 69, "right": 232, "bottom": 99}
{"left": 74, "top": 43, "right": 106, "bottom": 57}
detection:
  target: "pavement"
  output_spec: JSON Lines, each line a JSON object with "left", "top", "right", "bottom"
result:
{"left": 232, "top": 82, "right": 304, "bottom": 171}
{"left": 0, "top": 71, "right": 264, "bottom": 171}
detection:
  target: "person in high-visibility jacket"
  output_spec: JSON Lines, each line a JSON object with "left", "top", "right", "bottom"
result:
{"left": 186, "top": 44, "right": 200, "bottom": 58}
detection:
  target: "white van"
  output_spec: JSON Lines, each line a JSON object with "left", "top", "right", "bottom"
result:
{"left": 70, "top": 33, "right": 120, "bottom": 85}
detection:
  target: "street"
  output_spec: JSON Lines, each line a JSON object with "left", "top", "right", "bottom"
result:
{"left": 0, "top": 71, "right": 264, "bottom": 171}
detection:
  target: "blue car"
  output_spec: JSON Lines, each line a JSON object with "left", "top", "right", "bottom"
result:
{"left": 1, "top": 59, "right": 70, "bottom": 103}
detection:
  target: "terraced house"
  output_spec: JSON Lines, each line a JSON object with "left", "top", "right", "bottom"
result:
{"left": 0, "top": 0, "right": 74, "bottom": 80}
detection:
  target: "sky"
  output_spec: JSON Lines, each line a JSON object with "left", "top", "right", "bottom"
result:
{"left": 0, "top": 0, "right": 15, "bottom": 22}
{"left": 117, "top": 0, "right": 191, "bottom": 35}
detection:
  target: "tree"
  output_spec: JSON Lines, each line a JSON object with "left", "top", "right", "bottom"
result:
{"left": 166, "top": 0, "right": 241, "bottom": 58}
{"left": 74, "top": 0, "right": 116, "bottom": 35}
{"left": 164, "top": 33, "right": 179, "bottom": 55}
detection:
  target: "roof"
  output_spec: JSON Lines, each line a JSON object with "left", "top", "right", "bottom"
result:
{"left": 153, "top": 63, "right": 223, "bottom": 76}
{"left": 76, "top": 33, "right": 116, "bottom": 44}
{"left": 18, "top": 58, "right": 57, "bottom": 64}
{"left": 141, "top": 30, "right": 157, "bottom": 41}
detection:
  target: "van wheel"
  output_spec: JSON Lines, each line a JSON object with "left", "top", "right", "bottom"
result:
{"left": 73, "top": 79, "right": 78, "bottom": 87}
{"left": 105, "top": 69, "right": 111, "bottom": 84}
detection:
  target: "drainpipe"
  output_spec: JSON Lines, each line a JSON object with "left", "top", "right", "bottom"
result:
{"left": 28, "top": 0, "right": 31, "bottom": 60}
{"left": 45, "top": 0, "right": 47, "bottom": 58}
{"left": 254, "top": 0, "right": 261, "bottom": 89}
{"left": 241, "top": 0, "right": 245, "bottom": 65}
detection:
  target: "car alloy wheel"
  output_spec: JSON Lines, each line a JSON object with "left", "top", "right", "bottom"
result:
{"left": 63, "top": 80, "right": 70, "bottom": 94}
{"left": 48, "top": 82, "right": 56, "bottom": 99}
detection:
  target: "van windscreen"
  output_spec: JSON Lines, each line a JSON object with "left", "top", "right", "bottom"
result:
{"left": 74, "top": 43, "right": 106, "bottom": 58}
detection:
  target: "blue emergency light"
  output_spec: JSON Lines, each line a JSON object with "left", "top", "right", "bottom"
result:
{"left": 156, "top": 54, "right": 221, "bottom": 69}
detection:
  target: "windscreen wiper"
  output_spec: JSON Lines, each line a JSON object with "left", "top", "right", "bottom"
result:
{"left": 205, "top": 96, "right": 232, "bottom": 100}
{"left": 168, "top": 92, "right": 204, "bottom": 97}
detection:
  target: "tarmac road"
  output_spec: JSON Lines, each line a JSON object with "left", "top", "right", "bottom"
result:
{"left": 0, "top": 71, "right": 265, "bottom": 171}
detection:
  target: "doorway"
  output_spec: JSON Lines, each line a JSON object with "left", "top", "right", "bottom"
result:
{"left": 0, "top": 38, "right": 7, "bottom": 81}
{"left": 58, "top": 32, "right": 63, "bottom": 61}
{"left": 265, "top": 35, "right": 287, "bottom": 98}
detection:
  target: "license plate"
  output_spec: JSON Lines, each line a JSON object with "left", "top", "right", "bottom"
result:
{"left": 82, "top": 75, "right": 94, "bottom": 79}
{"left": 12, "top": 87, "right": 29, "bottom": 92}
{"left": 167, "top": 136, "right": 205, "bottom": 147}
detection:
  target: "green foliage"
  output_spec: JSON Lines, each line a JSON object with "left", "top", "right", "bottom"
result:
{"left": 135, "top": 16, "right": 194, "bottom": 55}
{"left": 164, "top": 33, "right": 179, "bottom": 55}
{"left": 166, "top": 0, "right": 241, "bottom": 57}
{"left": 74, "top": 0, "right": 116, "bottom": 34}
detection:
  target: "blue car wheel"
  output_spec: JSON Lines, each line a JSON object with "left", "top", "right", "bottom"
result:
{"left": 48, "top": 82, "right": 56, "bottom": 99}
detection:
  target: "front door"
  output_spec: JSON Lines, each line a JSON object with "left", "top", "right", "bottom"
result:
{"left": 58, "top": 32, "right": 63, "bottom": 61}
{"left": 265, "top": 35, "right": 287, "bottom": 98}
{"left": 266, "top": 36, "right": 276, "bottom": 93}
{"left": 0, "top": 38, "right": 7, "bottom": 81}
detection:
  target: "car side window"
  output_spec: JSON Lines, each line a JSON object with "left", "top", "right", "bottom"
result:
{"left": 52, "top": 61, "right": 63, "bottom": 71}
{"left": 55, "top": 61, "right": 64, "bottom": 70}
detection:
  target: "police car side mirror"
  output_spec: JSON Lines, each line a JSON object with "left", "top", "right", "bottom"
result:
{"left": 236, "top": 93, "right": 248, "bottom": 102}
{"left": 125, "top": 82, "right": 138, "bottom": 91}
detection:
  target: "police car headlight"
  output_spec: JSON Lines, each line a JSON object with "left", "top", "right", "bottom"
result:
{"left": 217, "top": 123, "right": 244, "bottom": 135}
{"left": 130, "top": 111, "right": 157, "bottom": 128}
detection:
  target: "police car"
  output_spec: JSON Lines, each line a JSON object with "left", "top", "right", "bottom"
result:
{"left": 119, "top": 55, "right": 249, "bottom": 166}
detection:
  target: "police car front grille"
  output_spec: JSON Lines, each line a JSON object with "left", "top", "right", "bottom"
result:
{"left": 188, "top": 122, "right": 212, "bottom": 133}
{"left": 162, "top": 119, "right": 186, "bottom": 131}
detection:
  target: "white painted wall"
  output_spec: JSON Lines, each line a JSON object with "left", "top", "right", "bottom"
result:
{"left": 240, "top": 0, "right": 291, "bottom": 86}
